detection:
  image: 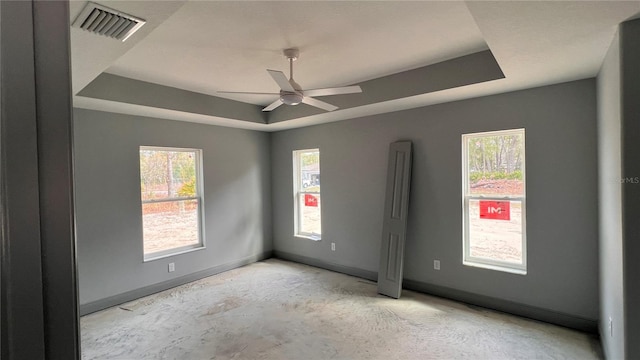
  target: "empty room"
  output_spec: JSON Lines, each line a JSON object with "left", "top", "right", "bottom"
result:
{"left": 1, "top": 1, "right": 639, "bottom": 359}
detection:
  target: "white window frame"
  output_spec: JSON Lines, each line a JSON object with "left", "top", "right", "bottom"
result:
{"left": 293, "top": 148, "right": 321, "bottom": 240}
{"left": 462, "top": 129, "right": 527, "bottom": 274}
{"left": 140, "top": 146, "right": 205, "bottom": 261}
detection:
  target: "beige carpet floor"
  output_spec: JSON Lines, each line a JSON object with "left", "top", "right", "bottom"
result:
{"left": 81, "top": 259, "right": 602, "bottom": 359}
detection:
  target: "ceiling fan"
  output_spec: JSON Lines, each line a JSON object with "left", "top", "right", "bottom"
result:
{"left": 217, "top": 48, "right": 362, "bottom": 112}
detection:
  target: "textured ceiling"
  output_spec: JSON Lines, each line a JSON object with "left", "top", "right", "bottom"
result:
{"left": 70, "top": 1, "right": 640, "bottom": 131}
{"left": 105, "top": 1, "right": 487, "bottom": 105}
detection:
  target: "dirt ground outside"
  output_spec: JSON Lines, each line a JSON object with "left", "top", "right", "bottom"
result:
{"left": 142, "top": 194, "right": 323, "bottom": 255}
{"left": 142, "top": 181, "right": 523, "bottom": 263}
{"left": 300, "top": 194, "right": 321, "bottom": 235}
{"left": 468, "top": 179, "right": 524, "bottom": 264}
{"left": 468, "top": 200, "right": 523, "bottom": 263}
{"left": 470, "top": 179, "right": 524, "bottom": 196}
{"left": 142, "top": 202, "right": 199, "bottom": 255}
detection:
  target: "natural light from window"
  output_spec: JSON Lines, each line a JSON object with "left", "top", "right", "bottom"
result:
{"left": 293, "top": 149, "right": 321, "bottom": 240}
{"left": 462, "top": 129, "right": 526, "bottom": 274}
{"left": 140, "top": 147, "right": 204, "bottom": 260}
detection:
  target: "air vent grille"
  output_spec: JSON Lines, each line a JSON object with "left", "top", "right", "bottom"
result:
{"left": 72, "top": 2, "right": 145, "bottom": 42}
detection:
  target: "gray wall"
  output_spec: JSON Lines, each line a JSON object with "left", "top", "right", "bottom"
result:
{"left": 74, "top": 109, "right": 272, "bottom": 307}
{"left": 597, "top": 30, "right": 624, "bottom": 360}
{"left": 597, "top": 18, "right": 640, "bottom": 359}
{"left": 271, "top": 79, "right": 599, "bottom": 324}
{"left": 620, "top": 19, "right": 640, "bottom": 360}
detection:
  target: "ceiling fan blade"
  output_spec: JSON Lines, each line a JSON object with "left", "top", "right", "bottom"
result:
{"left": 302, "top": 97, "right": 338, "bottom": 112}
{"left": 262, "top": 99, "right": 283, "bottom": 112}
{"left": 217, "top": 91, "right": 280, "bottom": 95}
{"left": 267, "top": 69, "right": 295, "bottom": 92}
{"left": 303, "top": 85, "right": 362, "bottom": 97}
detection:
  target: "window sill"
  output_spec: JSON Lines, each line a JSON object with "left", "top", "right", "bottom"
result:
{"left": 144, "top": 245, "right": 206, "bottom": 262}
{"left": 463, "top": 260, "right": 526, "bottom": 275}
{"left": 295, "top": 234, "right": 321, "bottom": 241}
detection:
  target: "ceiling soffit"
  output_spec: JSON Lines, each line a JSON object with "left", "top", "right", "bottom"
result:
{"left": 76, "top": 50, "right": 504, "bottom": 127}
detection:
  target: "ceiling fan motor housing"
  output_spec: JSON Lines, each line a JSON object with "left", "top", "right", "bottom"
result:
{"left": 280, "top": 91, "right": 303, "bottom": 105}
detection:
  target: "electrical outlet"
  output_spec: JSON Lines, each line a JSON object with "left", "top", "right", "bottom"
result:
{"left": 434, "top": 260, "right": 441, "bottom": 270}
{"left": 168, "top": 262, "right": 175, "bottom": 273}
{"left": 609, "top": 317, "right": 613, "bottom": 337}
{"left": 331, "top": 242, "right": 336, "bottom": 251}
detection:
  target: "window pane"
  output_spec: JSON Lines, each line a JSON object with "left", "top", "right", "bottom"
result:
{"left": 140, "top": 150, "right": 197, "bottom": 201}
{"left": 468, "top": 199, "right": 523, "bottom": 264}
{"left": 463, "top": 129, "right": 525, "bottom": 273}
{"left": 142, "top": 199, "right": 199, "bottom": 255}
{"left": 467, "top": 135, "right": 524, "bottom": 196}
{"left": 300, "top": 151, "right": 320, "bottom": 192}
{"left": 294, "top": 148, "right": 321, "bottom": 239}
{"left": 299, "top": 194, "right": 321, "bottom": 236}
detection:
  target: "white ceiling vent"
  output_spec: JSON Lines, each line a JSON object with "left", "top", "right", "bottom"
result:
{"left": 72, "top": 2, "right": 146, "bottom": 42}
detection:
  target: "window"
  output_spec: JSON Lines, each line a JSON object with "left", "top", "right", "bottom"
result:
{"left": 462, "top": 129, "right": 526, "bottom": 274}
{"left": 293, "top": 149, "right": 321, "bottom": 240}
{"left": 139, "top": 147, "right": 204, "bottom": 260}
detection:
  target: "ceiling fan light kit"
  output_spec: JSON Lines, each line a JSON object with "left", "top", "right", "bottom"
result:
{"left": 281, "top": 92, "right": 303, "bottom": 106}
{"left": 218, "top": 48, "right": 362, "bottom": 112}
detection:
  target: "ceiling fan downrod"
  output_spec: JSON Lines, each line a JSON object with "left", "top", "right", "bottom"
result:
{"left": 283, "top": 48, "right": 299, "bottom": 82}
{"left": 280, "top": 48, "right": 303, "bottom": 105}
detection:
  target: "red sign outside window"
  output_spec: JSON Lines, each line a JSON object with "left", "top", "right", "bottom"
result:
{"left": 479, "top": 201, "right": 510, "bottom": 220}
{"left": 304, "top": 194, "right": 318, "bottom": 207}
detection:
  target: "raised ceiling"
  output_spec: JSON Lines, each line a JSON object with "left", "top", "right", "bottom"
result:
{"left": 70, "top": 1, "right": 640, "bottom": 131}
